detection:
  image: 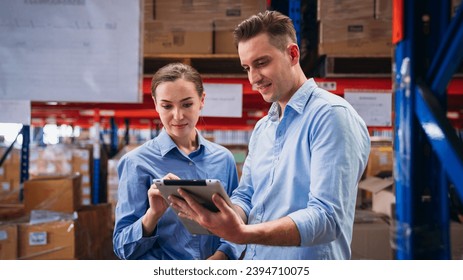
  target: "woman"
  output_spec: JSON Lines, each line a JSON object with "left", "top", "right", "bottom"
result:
{"left": 113, "top": 63, "right": 242, "bottom": 260}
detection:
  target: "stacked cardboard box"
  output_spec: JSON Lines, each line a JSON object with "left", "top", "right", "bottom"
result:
{"left": 107, "top": 158, "right": 119, "bottom": 223}
{"left": 357, "top": 137, "right": 394, "bottom": 217}
{"left": 23, "top": 174, "right": 83, "bottom": 214}
{"left": 29, "top": 144, "right": 73, "bottom": 178}
{"left": 106, "top": 144, "right": 139, "bottom": 223}
{"left": 0, "top": 223, "right": 18, "bottom": 259}
{"left": 143, "top": 0, "right": 267, "bottom": 55}
{"left": 72, "top": 147, "right": 93, "bottom": 205}
{"left": 317, "top": 0, "right": 393, "bottom": 57}
{"left": 17, "top": 203, "right": 114, "bottom": 260}
{"left": 351, "top": 209, "right": 393, "bottom": 259}
{"left": 0, "top": 146, "right": 21, "bottom": 193}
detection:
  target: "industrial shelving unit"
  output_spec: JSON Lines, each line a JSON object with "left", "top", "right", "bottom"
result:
{"left": 2, "top": 0, "right": 463, "bottom": 260}
{"left": 393, "top": 0, "right": 463, "bottom": 259}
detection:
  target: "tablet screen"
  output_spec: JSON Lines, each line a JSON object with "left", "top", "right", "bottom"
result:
{"left": 153, "top": 179, "right": 233, "bottom": 235}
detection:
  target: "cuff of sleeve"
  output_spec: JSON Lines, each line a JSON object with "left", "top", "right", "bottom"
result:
{"left": 136, "top": 216, "right": 159, "bottom": 241}
{"left": 288, "top": 209, "right": 313, "bottom": 247}
{"left": 230, "top": 199, "right": 251, "bottom": 218}
{"left": 217, "top": 242, "right": 245, "bottom": 260}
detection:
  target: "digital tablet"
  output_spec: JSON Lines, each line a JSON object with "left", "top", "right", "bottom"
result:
{"left": 152, "top": 179, "right": 233, "bottom": 235}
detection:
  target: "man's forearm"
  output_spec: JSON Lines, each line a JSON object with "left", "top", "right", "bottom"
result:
{"left": 233, "top": 205, "right": 248, "bottom": 223}
{"left": 241, "top": 216, "right": 301, "bottom": 246}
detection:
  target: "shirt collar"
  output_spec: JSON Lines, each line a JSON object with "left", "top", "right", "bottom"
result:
{"left": 157, "top": 128, "right": 207, "bottom": 157}
{"left": 267, "top": 79, "right": 317, "bottom": 120}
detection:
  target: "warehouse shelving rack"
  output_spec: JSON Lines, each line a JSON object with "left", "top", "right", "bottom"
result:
{"left": 2, "top": 2, "right": 463, "bottom": 260}
{"left": 393, "top": 0, "right": 463, "bottom": 259}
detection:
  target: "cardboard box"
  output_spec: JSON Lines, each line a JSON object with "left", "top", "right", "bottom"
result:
{"left": 18, "top": 203, "right": 114, "bottom": 260}
{"left": 215, "top": 0, "right": 267, "bottom": 20}
{"left": 18, "top": 220, "right": 76, "bottom": 260}
{"left": 144, "top": 20, "right": 213, "bottom": 54}
{"left": 364, "top": 144, "right": 393, "bottom": 178}
{"left": 150, "top": 0, "right": 266, "bottom": 22}
{"left": 451, "top": 222, "right": 463, "bottom": 260}
{"left": 151, "top": 0, "right": 219, "bottom": 21}
{"left": 0, "top": 204, "right": 25, "bottom": 221}
{"left": 0, "top": 224, "right": 18, "bottom": 260}
{"left": 359, "top": 176, "right": 395, "bottom": 218}
{"left": 452, "top": 0, "right": 462, "bottom": 17}
{"left": 75, "top": 203, "right": 114, "bottom": 259}
{"left": 319, "top": 19, "right": 393, "bottom": 57}
{"left": 23, "top": 174, "right": 82, "bottom": 214}
{"left": 375, "top": 0, "right": 392, "bottom": 20}
{"left": 144, "top": 0, "right": 266, "bottom": 55}
{"left": 351, "top": 210, "right": 392, "bottom": 259}
{"left": 0, "top": 166, "right": 4, "bottom": 180}
{"left": 318, "top": 0, "right": 375, "bottom": 21}
{"left": 317, "top": 0, "right": 391, "bottom": 21}
{"left": 213, "top": 19, "right": 239, "bottom": 54}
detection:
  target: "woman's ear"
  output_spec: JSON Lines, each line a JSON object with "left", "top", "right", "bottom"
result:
{"left": 200, "top": 92, "right": 206, "bottom": 110}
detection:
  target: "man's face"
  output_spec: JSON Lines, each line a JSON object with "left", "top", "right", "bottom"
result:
{"left": 238, "top": 33, "right": 294, "bottom": 104}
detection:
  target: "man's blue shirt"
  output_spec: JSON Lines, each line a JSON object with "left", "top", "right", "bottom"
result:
{"left": 231, "top": 78, "right": 371, "bottom": 259}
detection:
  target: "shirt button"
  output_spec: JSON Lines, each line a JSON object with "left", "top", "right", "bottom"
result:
{"left": 189, "top": 162, "right": 193, "bottom": 166}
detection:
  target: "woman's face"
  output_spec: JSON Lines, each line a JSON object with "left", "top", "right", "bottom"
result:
{"left": 154, "top": 78, "right": 205, "bottom": 141}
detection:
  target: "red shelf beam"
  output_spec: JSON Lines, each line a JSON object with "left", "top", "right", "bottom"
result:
{"left": 30, "top": 77, "right": 463, "bottom": 129}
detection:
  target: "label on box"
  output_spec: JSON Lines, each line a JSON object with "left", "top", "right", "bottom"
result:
{"left": 1, "top": 182, "right": 10, "bottom": 191}
{"left": 80, "top": 163, "right": 89, "bottom": 172}
{"left": 82, "top": 197, "right": 91, "bottom": 205}
{"left": 82, "top": 186, "right": 91, "bottom": 195}
{"left": 29, "top": 232, "right": 47, "bottom": 246}
{"left": 0, "top": 230, "right": 7, "bottom": 241}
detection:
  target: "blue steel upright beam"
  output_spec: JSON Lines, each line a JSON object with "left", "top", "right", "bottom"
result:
{"left": 288, "top": 0, "right": 301, "bottom": 46}
{"left": 19, "top": 125, "right": 30, "bottom": 202}
{"left": 394, "top": 0, "right": 463, "bottom": 259}
{"left": 415, "top": 81, "right": 463, "bottom": 199}
{"left": 427, "top": 2, "right": 463, "bottom": 99}
{"left": 394, "top": 0, "right": 418, "bottom": 260}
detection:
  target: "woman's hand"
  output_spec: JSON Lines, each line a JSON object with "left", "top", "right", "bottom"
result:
{"left": 142, "top": 173, "right": 180, "bottom": 236}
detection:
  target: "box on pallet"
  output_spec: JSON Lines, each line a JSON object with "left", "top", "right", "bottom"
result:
{"left": 319, "top": 19, "right": 393, "bottom": 57}
{"left": 143, "top": 0, "right": 266, "bottom": 55}
{"left": 0, "top": 224, "right": 18, "bottom": 260}
{"left": 18, "top": 203, "right": 113, "bottom": 260}
{"left": 144, "top": 20, "right": 213, "bottom": 54}
{"left": 351, "top": 210, "right": 393, "bottom": 259}
{"left": 317, "top": 0, "right": 392, "bottom": 21}
{"left": 23, "top": 174, "right": 82, "bottom": 214}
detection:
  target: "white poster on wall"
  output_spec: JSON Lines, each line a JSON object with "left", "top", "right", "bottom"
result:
{"left": 0, "top": 0, "right": 142, "bottom": 103}
{"left": 201, "top": 83, "right": 243, "bottom": 118}
{"left": 0, "top": 100, "right": 31, "bottom": 125}
{"left": 344, "top": 91, "right": 392, "bottom": 127}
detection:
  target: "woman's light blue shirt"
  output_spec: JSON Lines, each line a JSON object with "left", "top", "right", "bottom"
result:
{"left": 113, "top": 129, "right": 242, "bottom": 260}
{"left": 231, "top": 78, "right": 371, "bottom": 259}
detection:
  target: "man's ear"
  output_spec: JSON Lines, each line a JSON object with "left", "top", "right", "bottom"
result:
{"left": 288, "top": 43, "right": 300, "bottom": 65}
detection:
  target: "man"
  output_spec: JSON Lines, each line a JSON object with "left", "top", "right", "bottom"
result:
{"left": 170, "top": 10, "right": 370, "bottom": 260}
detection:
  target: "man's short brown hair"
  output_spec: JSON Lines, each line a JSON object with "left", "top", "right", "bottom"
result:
{"left": 233, "top": 10, "right": 297, "bottom": 51}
